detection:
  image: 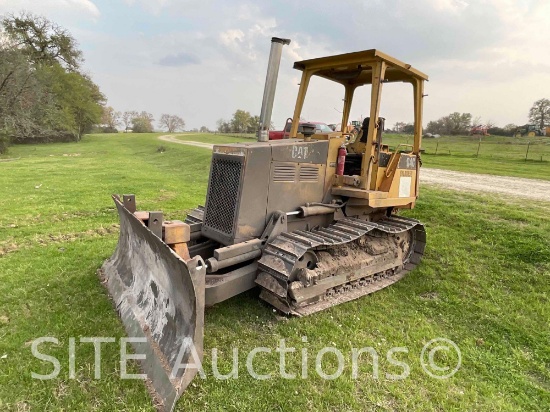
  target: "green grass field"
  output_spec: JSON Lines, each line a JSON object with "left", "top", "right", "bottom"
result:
{"left": 0, "top": 133, "right": 549, "bottom": 411}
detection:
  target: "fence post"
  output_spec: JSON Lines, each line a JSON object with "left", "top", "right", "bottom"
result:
{"left": 435, "top": 141, "right": 439, "bottom": 155}
{"left": 476, "top": 137, "right": 481, "bottom": 158}
{"left": 525, "top": 141, "right": 531, "bottom": 161}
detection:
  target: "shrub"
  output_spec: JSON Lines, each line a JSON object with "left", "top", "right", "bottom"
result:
{"left": 487, "top": 127, "right": 511, "bottom": 137}
{"left": 92, "top": 126, "right": 119, "bottom": 134}
{"left": 12, "top": 131, "right": 76, "bottom": 144}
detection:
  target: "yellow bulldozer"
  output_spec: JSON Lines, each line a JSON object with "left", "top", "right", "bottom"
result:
{"left": 101, "top": 38, "right": 428, "bottom": 411}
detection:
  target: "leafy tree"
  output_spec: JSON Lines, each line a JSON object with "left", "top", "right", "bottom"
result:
{"left": 426, "top": 112, "right": 472, "bottom": 135}
{"left": 402, "top": 124, "right": 414, "bottom": 134}
{"left": 216, "top": 119, "right": 224, "bottom": 132}
{"left": 44, "top": 64, "right": 105, "bottom": 140}
{"left": 529, "top": 98, "right": 550, "bottom": 129}
{"left": 0, "top": 45, "right": 102, "bottom": 143}
{"left": 446, "top": 112, "right": 472, "bottom": 135}
{"left": 393, "top": 121, "right": 406, "bottom": 132}
{"left": 216, "top": 118, "right": 231, "bottom": 133}
{"left": 102, "top": 106, "right": 121, "bottom": 130}
{"left": 122, "top": 111, "right": 137, "bottom": 132}
{"left": 487, "top": 126, "right": 508, "bottom": 136}
{"left": 0, "top": 13, "right": 104, "bottom": 145}
{"left": 199, "top": 126, "right": 209, "bottom": 133}
{"left": 247, "top": 115, "right": 260, "bottom": 133}
{"left": 231, "top": 109, "right": 251, "bottom": 133}
{"left": 216, "top": 111, "right": 265, "bottom": 134}
{"left": 158, "top": 114, "right": 185, "bottom": 132}
{"left": 132, "top": 111, "right": 154, "bottom": 133}
{"left": 2, "top": 12, "right": 83, "bottom": 71}
{"left": 0, "top": 45, "right": 38, "bottom": 146}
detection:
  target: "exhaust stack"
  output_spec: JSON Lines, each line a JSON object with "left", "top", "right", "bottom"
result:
{"left": 257, "top": 37, "right": 291, "bottom": 142}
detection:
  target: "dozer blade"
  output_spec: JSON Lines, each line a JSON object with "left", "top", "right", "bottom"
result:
{"left": 100, "top": 195, "right": 205, "bottom": 411}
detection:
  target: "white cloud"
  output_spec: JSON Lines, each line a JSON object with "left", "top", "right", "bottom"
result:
{"left": 236, "top": 3, "right": 259, "bottom": 20}
{"left": 120, "top": 0, "right": 210, "bottom": 16}
{"left": 219, "top": 29, "right": 245, "bottom": 47}
{"left": 285, "top": 40, "right": 304, "bottom": 62}
{"left": 31, "top": 0, "right": 550, "bottom": 129}
{"left": 0, "top": 0, "right": 100, "bottom": 19}
{"left": 427, "top": 0, "right": 469, "bottom": 12}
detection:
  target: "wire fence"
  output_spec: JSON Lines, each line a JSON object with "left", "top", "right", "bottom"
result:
{"left": 384, "top": 134, "right": 550, "bottom": 163}
{"left": 202, "top": 132, "right": 550, "bottom": 162}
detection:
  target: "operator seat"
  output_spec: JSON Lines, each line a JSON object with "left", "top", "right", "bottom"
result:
{"left": 358, "top": 117, "right": 370, "bottom": 143}
{"left": 344, "top": 117, "right": 370, "bottom": 175}
{"left": 344, "top": 117, "right": 386, "bottom": 175}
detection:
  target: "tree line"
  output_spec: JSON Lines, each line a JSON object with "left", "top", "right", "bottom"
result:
{"left": 100, "top": 108, "right": 186, "bottom": 133}
{"left": 0, "top": 13, "right": 105, "bottom": 153}
{"left": 0, "top": 13, "right": 189, "bottom": 154}
{"left": 391, "top": 98, "right": 550, "bottom": 136}
{"left": 216, "top": 109, "right": 273, "bottom": 134}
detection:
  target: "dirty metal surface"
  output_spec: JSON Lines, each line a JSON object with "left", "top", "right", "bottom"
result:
{"left": 257, "top": 215, "right": 426, "bottom": 315}
{"left": 100, "top": 196, "right": 205, "bottom": 411}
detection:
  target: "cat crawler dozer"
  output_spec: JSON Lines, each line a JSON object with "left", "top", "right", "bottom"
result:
{"left": 101, "top": 39, "right": 427, "bottom": 411}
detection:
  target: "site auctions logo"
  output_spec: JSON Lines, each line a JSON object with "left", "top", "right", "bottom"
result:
{"left": 29, "top": 336, "right": 461, "bottom": 381}
{"left": 420, "top": 338, "right": 462, "bottom": 379}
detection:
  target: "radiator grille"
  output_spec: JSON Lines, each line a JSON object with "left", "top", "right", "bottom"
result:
{"left": 273, "top": 163, "right": 296, "bottom": 182}
{"left": 299, "top": 165, "right": 319, "bottom": 182}
{"left": 204, "top": 155, "right": 244, "bottom": 236}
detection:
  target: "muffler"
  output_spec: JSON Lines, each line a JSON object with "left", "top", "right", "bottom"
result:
{"left": 257, "top": 37, "right": 291, "bottom": 141}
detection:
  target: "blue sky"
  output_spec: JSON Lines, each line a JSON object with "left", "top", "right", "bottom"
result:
{"left": 1, "top": 0, "right": 549, "bottom": 130}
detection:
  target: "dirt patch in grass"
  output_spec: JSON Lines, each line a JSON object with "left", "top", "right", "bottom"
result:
{"left": 0, "top": 241, "right": 20, "bottom": 256}
{"left": 0, "top": 224, "right": 119, "bottom": 256}
{"left": 527, "top": 370, "right": 550, "bottom": 391}
{"left": 15, "top": 401, "right": 30, "bottom": 412}
{"left": 0, "top": 209, "right": 114, "bottom": 229}
{"left": 157, "top": 189, "right": 177, "bottom": 202}
{"left": 35, "top": 224, "right": 119, "bottom": 245}
{"left": 419, "top": 291, "right": 439, "bottom": 300}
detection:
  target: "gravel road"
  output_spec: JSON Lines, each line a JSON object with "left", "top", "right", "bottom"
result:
{"left": 420, "top": 168, "right": 550, "bottom": 202}
{"left": 158, "top": 134, "right": 215, "bottom": 149}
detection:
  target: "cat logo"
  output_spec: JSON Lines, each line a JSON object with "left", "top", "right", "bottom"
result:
{"left": 405, "top": 156, "right": 416, "bottom": 169}
{"left": 292, "top": 145, "right": 310, "bottom": 159}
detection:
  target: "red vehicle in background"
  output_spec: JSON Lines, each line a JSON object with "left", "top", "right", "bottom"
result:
{"left": 470, "top": 125, "right": 490, "bottom": 136}
{"left": 269, "top": 121, "right": 334, "bottom": 139}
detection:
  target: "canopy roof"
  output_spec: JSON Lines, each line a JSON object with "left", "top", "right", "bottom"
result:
{"left": 293, "top": 49, "right": 428, "bottom": 86}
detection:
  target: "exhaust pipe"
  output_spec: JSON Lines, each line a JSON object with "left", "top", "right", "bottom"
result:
{"left": 257, "top": 37, "right": 291, "bottom": 142}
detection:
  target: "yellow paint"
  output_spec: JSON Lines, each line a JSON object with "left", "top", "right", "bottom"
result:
{"left": 285, "top": 49, "right": 427, "bottom": 214}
